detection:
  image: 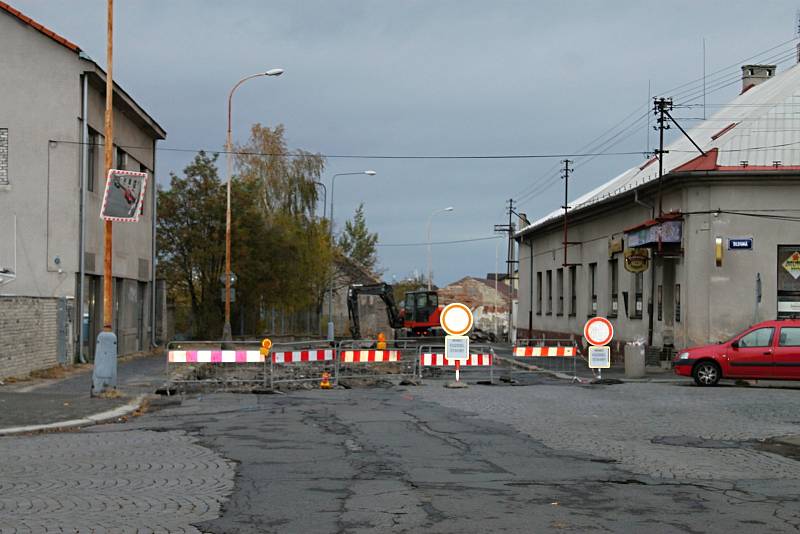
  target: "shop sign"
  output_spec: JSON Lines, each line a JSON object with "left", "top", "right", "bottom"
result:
{"left": 608, "top": 236, "right": 624, "bottom": 257}
{"left": 783, "top": 251, "right": 800, "bottom": 280}
{"left": 626, "top": 220, "right": 682, "bottom": 248}
{"left": 624, "top": 248, "right": 650, "bottom": 273}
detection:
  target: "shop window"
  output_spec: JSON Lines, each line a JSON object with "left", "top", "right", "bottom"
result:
{"left": 609, "top": 259, "right": 618, "bottom": 317}
{"left": 632, "top": 272, "right": 643, "bottom": 319}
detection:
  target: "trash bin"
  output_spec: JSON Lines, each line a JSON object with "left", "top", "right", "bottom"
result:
{"left": 624, "top": 342, "right": 645, "bottom": 378}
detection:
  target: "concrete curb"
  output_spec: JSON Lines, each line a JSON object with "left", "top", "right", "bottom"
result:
{"left": 0, "top": 395, "right": 147, "bottom": 436}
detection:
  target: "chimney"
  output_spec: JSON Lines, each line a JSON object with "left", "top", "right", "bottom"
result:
{"left": 741, "top": 64, "right": 776, "bottom": 94}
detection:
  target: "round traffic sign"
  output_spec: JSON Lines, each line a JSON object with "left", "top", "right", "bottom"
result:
{"left": 584, "top": 317, "right": 614, "bottom": 346}
{"left": 439, "top": 303, "right": 474, "bottom": 336}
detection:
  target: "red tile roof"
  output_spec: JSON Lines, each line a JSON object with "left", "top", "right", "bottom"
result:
{"left": 0, "top": 1, "right": 80, "bottom": 53}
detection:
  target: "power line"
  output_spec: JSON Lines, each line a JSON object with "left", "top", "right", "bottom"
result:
{"left": 376, "top": 235, "right": 502, "bottom": 247}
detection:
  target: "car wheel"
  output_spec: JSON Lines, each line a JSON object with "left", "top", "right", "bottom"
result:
{"left": 692, "top": 361, "right": 721, "bottom": 386}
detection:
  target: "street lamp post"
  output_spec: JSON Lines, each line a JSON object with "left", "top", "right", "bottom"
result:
{"left": 327, "top": 170, "right": 377, "bottom": 341}
{"left": 222, "top": 68, "right": 283, "bottom": 342}
{"left": 427, "top": 207, "right": 454, "bottom": 291}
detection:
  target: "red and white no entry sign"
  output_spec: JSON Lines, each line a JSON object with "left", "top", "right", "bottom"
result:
{"left": 440, "top": 303, "right": 474, "bottom": 336}
{"left": 584, "top": 317, "right": 614, "bottom": 346}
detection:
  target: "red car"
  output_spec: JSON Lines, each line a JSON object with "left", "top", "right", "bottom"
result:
{"left": 674, "top": 319, "right": 800, "bottom": 386}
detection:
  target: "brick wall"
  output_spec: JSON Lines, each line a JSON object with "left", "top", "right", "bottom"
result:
{"left": 0, "top": 128, "right": 8, "bottom": 185}
{"left": 0, "top": 296, "right": 60, "bottom": 379}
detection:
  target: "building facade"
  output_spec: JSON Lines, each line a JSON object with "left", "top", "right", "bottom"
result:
{"left": 0, "top": 2, "right": 166, "bottom": 369}
{"left": 516, "top": 64, "right": 800, "bottom": 361}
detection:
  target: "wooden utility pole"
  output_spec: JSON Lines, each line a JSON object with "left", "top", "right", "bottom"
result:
{"left": 103, "top": 0, "right": 114, "bottom": 331}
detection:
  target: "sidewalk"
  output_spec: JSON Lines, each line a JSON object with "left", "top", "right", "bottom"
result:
{"left": 0, "top": 351, "right": 168, "bottom": 434}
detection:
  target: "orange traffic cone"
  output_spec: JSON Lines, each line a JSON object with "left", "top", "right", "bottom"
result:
{"left": 320, "top": 371, "right": 332, "bottom": 389}
{"left": 377, "top": 332, "right": 387, "bottom": 350}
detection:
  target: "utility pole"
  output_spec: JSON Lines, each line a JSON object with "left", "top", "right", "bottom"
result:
{"left": 561, "top": 159, "right": 574, "bottom": 267}
{"left": 92, "top": 0, "right": 116, "bottom": 395}
{"left": 494, "top": 199, "right": 518, "bottom": 342}
{"left": 654, "top": 97, "right": 672, "bottom": 217}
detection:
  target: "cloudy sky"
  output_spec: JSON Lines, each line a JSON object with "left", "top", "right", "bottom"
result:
{"left": 12, "top": 0, "right": 800, "bottom": 286}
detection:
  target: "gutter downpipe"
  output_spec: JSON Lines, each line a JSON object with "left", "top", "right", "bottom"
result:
{"left": 150, "top": 138, "right": 158, "bottom": 349}
{"left": 77, "top": 73, "right": 89, "bottom": 364}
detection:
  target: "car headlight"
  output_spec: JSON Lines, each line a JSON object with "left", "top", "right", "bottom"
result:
{"left": 677, "top": 352, "right": 690, "bottom": 360}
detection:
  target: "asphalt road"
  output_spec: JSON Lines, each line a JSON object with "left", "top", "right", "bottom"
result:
{"left": 4, "top": 376, "right": 800, "bottom": 533}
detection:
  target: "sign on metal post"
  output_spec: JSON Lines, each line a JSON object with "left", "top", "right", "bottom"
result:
{"left": 584, "top": 316, "right": 614, "bottom": 379}
{"left": 100, "top": 169, "right": 148, "bottom": 222}
{"left": 588, "top": 346, "right": 611, "bottom": 368}
{"left": 440, "top": 303, "right": 474, "bottom": 384}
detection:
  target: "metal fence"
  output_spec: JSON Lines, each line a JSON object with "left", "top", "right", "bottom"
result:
{"left": 269, "top": 340, "right": 337, "bottom": 389}
{"left": 416, "top": 343, "right": 496, "bottom": 384}
{"left": 511, "top": 338, "right": 581, "bottom": 379}
{"left": 334, "top": 339, "right": 416, "bottom": 383}
{"left": 166, "top": 339, "right": 269, "bottom": 392}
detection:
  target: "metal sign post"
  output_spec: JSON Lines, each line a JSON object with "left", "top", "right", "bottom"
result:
{"left": 584, "top": 316, "right": 614, "bottom": 382}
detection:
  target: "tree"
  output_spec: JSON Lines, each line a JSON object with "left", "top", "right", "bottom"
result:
{"left": 338, "top": 203, "right": 379, "bottom": 271}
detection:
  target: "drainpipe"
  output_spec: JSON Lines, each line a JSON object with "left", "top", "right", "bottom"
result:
{"left": 150, "top": 138, "right": 158, "bottom": 349}
{"left": 77, "top": 73, "right": 89, "bottom": 364}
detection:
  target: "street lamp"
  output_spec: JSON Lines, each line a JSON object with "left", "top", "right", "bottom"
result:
{"left": 327, "top": 170, "right": 377, "bottom": 341}
{"left": 223, "top": 68, "right": 284, "bottom": 342}
{"left": 427, "top": 206, "right": 454, "bottom": 291}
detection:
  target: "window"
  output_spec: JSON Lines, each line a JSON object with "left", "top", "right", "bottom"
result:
{"left": 739, "top": 327, "right": 774, "bottom": 348}
{"left": 116, "top": 146, "right": 127, "bottom": 170}
{"left": 556, "top": 268, "right": 564, "bottom": 315}
{"left": 536, "top": 272, "right": 542, "bottom": 315}
{"left": 588, "top": 263, "right": 597, "bottom": 317}
{"left": 546, "top": 270, "right": 552, "bottom": 315}
{"left": 0, "top": 128, "right": 8, "bottom": 186}
{"left": 609, "top": 259, "right": 618, "bottom": 317}
{"left": 569, "top": 265, "right": 577, "bottom": 317}
{"left": 779, "top": 327, "right": 800, "bottom": 346}
{"left": 675, "top": 284, "right": 681, "bottom": 322}
{"left": 87, "top": 129, "right": 98, "bottom": 192}
{"left": 657, "top": 285, "right": 663, "bottom": 321}
{"left": 632, "top": 272, "right": 643, "bottom": 319}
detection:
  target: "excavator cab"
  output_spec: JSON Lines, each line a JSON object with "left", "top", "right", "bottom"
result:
{"left": 402, "top": 291, "right": 439, "bottom": 325}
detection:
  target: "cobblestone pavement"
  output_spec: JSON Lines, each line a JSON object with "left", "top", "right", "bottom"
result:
{"left": 0, "top": 430, "right": 235, "bottom": 533}
{"left": 416, "top": 381, "right": 800, "bottom": 481}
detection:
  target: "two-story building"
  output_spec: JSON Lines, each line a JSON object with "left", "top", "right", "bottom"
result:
{"left": 0, "top": 2, "right": 166, "bottom": 376}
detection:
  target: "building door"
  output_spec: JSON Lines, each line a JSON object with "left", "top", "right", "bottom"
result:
{"left": 727, "top": 326, "right": 774, "bottom": 379}
{"left": 661, "top": 259, "right": 676, "bottom": 347}
{"left": 774, "top": 326, "right": 800, "bottom": 379}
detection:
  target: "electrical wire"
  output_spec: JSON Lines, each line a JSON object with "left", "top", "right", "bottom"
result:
{"left": 376, "top": 235, "right": 503, "bottom": 247}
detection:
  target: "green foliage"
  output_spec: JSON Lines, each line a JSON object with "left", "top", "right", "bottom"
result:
{"left": 157, "top": 125, "right": 330, "bottom": 338}
{"left": 338, "top": 203, "right": 379, "bottom": 271}
{"left": 391, "top": 272, "right": 427, "bottom": 305}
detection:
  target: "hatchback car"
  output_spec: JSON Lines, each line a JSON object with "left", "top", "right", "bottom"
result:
{"left": 674, "top": 319, "right": 800, "bottom": 386}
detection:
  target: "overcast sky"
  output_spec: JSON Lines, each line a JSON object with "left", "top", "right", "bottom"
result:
{"left": 13, "top": 0, "right": 800, "bottom": 286}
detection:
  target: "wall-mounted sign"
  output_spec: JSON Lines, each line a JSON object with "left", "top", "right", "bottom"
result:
{"left": 100, "top": 169, "right": 148, "bottom": 222}
{"left": 624, "top": 248, "right": 650, "bottom": 273}
{"left": 728, "top": 237, "right": 753, "bottom": 250}
{"left": 626, "top": 220, "right": 682, "bottom": 248}
{"left": 608, "top": 236, "right": 624, "bottom": 257}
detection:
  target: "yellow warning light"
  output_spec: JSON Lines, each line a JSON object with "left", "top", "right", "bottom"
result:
{"left": 260, "top": 338, "right": 273, "bottom": 356}
{"left": 377, "top": 332, "right": 387, "bottom": 350}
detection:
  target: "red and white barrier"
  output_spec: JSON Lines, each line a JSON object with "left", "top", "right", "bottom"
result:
{"left": 168, "top": 350, "right": 264, "bottom": 363}
{"left": 419, "top": 353, "right": 493, "bottom": 366}
{"left": 272, "top": 349, "right": 335, "bottom": 364}
{"left": 340, "top": 350, "right": 401, "bottom": 363}
{"left": 513, "top": 346, "right": 575, "bottom": 357}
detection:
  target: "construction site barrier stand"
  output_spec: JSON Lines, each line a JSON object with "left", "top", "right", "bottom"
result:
{"left": 416, "top": 344, "right": 496, "bottom": 384}
{"left": 335, "top": 339, "right": 415, "bottom": 384}
{"left": 511, "top": 338, "right": 581, "bottom": 380}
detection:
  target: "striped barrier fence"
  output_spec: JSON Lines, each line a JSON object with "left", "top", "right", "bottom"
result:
{"left": 166, "top": 340, "right": 271, "bottom": 391}
{"left": 270, "top": 345, "right": 337, "bottom": 389}
{"left": 335, "top": 341, "right": 414, "bottom": 383}
{"left": 512, "top": 346, "right": 575, "bottom": 357}
{"left": 510, "top": 339, "right": 581, "bottom": 378}
{"left": 168, "top": 350, "right": 264, "bottom": 363}
{"left": 417, "top": 345, "right": 495, "bottom": 384}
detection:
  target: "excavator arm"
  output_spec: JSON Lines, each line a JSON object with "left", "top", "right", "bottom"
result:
{"left": 347, "top": 283, "right": 404, "bottom": 339}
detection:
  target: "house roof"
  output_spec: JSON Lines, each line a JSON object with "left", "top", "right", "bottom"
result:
{"left": 0, "top": 1, "right": 166, "bottom": 140}
{"left": 518, "top": 61, "right": 800, "bottom": 237}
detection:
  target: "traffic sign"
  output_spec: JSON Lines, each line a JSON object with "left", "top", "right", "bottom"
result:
{"left": 440, "top": 303, "right": 474, "bottom": 336}
{"left": 260, "top": 338, "right": 272, "bottom": 357}
{"left": 588, "top": 346, "right": 611, "bottom": 368}
{"left": 584, "top": 317, "right": 613, "bottom": 346}
{"left": 445, "top": 335, "right": 469, "bottom": 363}
{"left": 100, "top": 169, "right": 148, "bottom": 222}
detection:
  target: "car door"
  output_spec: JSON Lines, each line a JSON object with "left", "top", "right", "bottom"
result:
{"left": 727, "top": 327, "right": 775, "bottom": 379}
{"left": 774, "top": 326, "right": 800, "bottom": 379}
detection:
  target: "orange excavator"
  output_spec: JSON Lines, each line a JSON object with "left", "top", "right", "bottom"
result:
{"left": 347, "top": 283, "right": 444, "bottom": 339}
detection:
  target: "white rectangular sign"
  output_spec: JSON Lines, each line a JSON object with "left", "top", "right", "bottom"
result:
{"left": 445, "top": 335, "right": 469, "bottom": 363}
{"left": 588, "top": 345, "right": 611, "bottom": 369}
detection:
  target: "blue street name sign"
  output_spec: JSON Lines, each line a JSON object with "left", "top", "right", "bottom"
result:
{"left": 728, "top": 238, "right": 753, "bottom": 250}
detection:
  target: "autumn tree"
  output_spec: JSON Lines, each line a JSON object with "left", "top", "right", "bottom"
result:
{"left": 338, "top": 203, "right": 379, "bottom": 271}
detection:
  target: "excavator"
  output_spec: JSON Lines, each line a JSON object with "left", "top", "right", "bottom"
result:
{"left": 347, "top": 283, "right": 443, "bottom": 339}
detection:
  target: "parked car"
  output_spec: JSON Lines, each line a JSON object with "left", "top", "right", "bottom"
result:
{"left": 674, "top": 319, "right": 800, "bottom": 386}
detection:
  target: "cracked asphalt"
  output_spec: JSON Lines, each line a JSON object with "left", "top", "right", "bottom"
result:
{"left": 2, "top": 378, "right": 800, "bottom": 532}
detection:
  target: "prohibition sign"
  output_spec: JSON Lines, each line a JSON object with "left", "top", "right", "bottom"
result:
{"left": 584, "top": 317, "right": 614, "bottom": 346}
{"left": 440, "top": 303, "right": 474, "bottom": 336}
